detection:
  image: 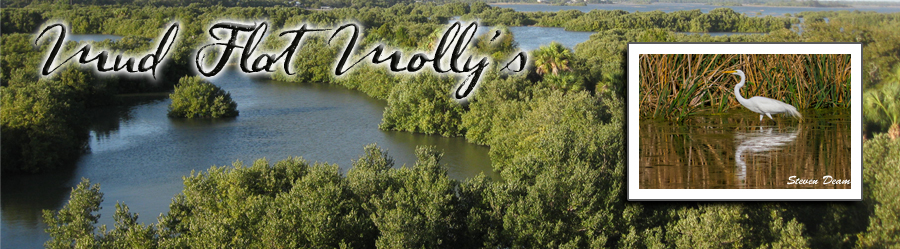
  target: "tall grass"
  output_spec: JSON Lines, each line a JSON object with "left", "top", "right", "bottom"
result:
{"left": 639, "top": 54, "right": 852, "bottom": 120}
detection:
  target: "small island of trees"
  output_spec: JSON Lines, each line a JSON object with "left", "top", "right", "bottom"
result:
{"left": 167, "top": 76, "right": 239, "bottom": 119}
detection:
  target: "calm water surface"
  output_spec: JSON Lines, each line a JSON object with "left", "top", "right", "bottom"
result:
{"left": 495, "top": 3, "right": 900, "bottom": 16}
{"left": 66, "top": 34, "right": 124, "bottom": 42}
{"left": 450, "top": 17, "right": 595, "bottom": 50}
{"left": 639, "top": 110, "right": 851, "bottom": 189}
{"left": 1, "top": 70, "right": 498, "bottom": 248}
{"left": 507, "top": 26, "right": 593, "bottom": 51}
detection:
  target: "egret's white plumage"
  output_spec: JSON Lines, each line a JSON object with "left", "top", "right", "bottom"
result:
{"left": 724, "top": 70, "right": 802, "bottom": 122}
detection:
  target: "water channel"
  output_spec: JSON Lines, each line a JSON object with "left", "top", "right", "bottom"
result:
{"left": 1, "top": 70, "right": 500, "bottom": 248}
{"left": 1, "top": 25, "right": 596, "bottom": 248}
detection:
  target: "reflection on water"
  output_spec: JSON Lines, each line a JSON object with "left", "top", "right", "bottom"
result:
{"left": 734, "top": 127, "right": 799, "bottom": 187}
{"left": 0, "top": 165, "right": 78, "bottom": 249}
{"left": 639, "top": 110, "right": 850, "bottom": 189}
{"left": 1, "top": 70, "right": 496, "bottom": 248}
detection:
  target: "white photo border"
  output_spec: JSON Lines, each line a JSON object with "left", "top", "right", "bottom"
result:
{"left": 627, "top": 43, "right": 863, "bottom": 201}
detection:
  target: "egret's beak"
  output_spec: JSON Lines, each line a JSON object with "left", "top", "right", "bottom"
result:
{"left": 722, "top": 70, "right": 736, "bottom": 74}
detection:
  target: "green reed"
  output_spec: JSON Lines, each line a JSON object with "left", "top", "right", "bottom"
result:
{"left": 640, "top": 54, "right": 851, "bottom": 121}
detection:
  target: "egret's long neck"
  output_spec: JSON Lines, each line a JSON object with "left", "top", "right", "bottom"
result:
{"left": 733, "top": 75, "right": 747, "bottom": 102}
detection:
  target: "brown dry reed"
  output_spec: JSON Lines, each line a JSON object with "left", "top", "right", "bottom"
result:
{"left": 639, "top": 54, "right": 851, "bottom": 121}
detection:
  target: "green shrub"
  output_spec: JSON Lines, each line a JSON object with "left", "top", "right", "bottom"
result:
{"left": 167, "top": 76, "right": 238, "bottom": 118}
{"left": 43, "top": 178, "right": 157, "bottom": 249}
{"left": 864, "top": 83, "right": 900, "bottom": 139}
{"left": 858, "top": 134, "right": 900, "bottom": 247}
{"left": 380, "top": 73, "right": 465, "bottom": 137}
{"left": 42, "top": 145, "right": 470, "bottom": 247}
{"left": 1, "top": 70, "right": 88, "bottom": 173}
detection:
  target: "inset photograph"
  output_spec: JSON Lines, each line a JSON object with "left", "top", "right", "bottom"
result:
{"left": 628, "top": 43, "right": 862, "bottom": 201}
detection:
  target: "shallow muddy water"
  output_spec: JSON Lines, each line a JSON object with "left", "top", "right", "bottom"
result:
{"left": 639, "top": 109, "right": 851, "bottom": 189}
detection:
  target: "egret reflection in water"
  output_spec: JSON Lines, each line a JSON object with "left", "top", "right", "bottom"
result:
{"left": 733, "top": 126, "right": 799, "bottom": 188}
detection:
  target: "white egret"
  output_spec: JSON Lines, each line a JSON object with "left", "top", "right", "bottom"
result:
{"left": 724, "top": 70, "right": 802, "bottom": 122}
